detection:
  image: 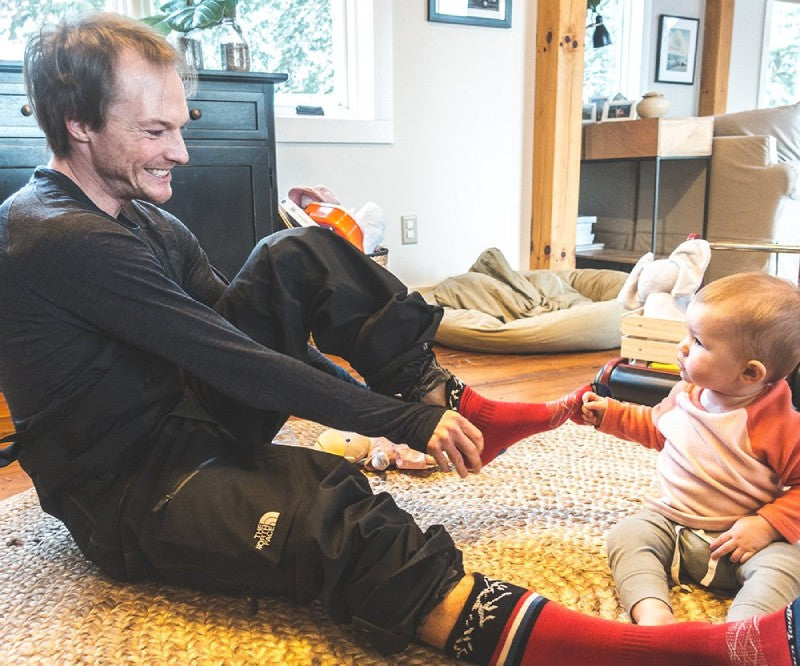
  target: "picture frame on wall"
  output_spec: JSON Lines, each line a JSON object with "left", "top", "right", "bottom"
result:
{"left": 655, "top": 14, "right": 699, "bottom": 85}
{"left": 602, "top": 99, "right": 636, "bottom": 121}
{"left": 427, "top": 0, "right": 512, "bottom": 28}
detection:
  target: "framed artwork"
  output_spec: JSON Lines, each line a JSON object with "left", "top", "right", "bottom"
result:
{"left": 655, "top": 14, "right": 699, "bottom": 85}
{"left": 427, "top": 0, "right": 512, "bottom": 28}
{"left": 582, "top": 103, "right": 597, "bottom": 124}
{"left": 602, "top": 99, "right": 635, "bottom": 121}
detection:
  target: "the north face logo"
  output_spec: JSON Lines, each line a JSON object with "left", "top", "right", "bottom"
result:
{"left": 253, "top": 511, "right": 280, "bottom": 550}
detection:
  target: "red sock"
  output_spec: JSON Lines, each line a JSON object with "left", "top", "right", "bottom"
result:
{"left": 458, "top": 383, "right": 594, "bottom": 465}
{"left": 444, "top": 573, "right": 796, "bottom": 665}
{"left": 517, "top": 598, "right": 793, "bottom": 666}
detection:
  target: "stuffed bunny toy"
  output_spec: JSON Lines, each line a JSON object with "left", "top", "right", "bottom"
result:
{"left": 617, "top": 238, "right": 711, "bottom": 320}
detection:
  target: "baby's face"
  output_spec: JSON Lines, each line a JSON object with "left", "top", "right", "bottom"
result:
{"left": 676, "top": 303, "right": 749, "bottom": 393}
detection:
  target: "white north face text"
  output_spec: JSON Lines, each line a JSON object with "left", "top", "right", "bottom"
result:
{"left": 253, "top": 511, "right": 280, "bottom": 550}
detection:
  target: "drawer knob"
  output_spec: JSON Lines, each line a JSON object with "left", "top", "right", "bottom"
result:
{"left": 20, "top": 103, "right": 33, "bottom": 117}
{"left": 189, "top": 108, "right": 203, "bottom": 121}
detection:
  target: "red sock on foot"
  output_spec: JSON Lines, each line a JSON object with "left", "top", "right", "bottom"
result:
{"left": 443, "top": 573, "right": 796, "bottom": 666}
{"left": 518, "top": 598, "right": 793, "bottom": 666}
{"left": 458, "top": 383, "right": 595, "bottom": 465}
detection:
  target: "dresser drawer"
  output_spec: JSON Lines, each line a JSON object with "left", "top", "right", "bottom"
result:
{"left": 184, "top": 89, "right": 268, "bottom": 141}
{"left": 0, "top": 83, "right": 43, "bottom": 138}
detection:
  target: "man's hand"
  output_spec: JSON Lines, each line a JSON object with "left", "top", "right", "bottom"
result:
{"left": 426, "top": 411, "right": 484, "bottom": 478}
{"left": 709, "top": 515, "right": 781, "bottom": 563}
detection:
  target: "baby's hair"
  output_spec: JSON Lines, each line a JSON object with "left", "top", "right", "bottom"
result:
{"left": 693, "top": 272, "right": 800, "bottom": 382}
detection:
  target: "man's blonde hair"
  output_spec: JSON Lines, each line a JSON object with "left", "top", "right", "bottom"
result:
{"left": 693, "top": 272, "right": 800, "bottom": 382}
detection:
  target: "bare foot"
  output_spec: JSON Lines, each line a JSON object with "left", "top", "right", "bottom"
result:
{"left": 631, "top": 598, "right": 677, "bottom": 626}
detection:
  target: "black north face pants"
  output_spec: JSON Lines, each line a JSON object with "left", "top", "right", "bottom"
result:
{"left": 118, "top": 227, "right": 464, "bottom": 653}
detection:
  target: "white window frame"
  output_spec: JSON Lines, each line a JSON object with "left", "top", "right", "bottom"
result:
{"left": 757, "top": 0, "right": 800, "bottom": 108}
{"left": 275, "top": 0, "right": 393, "bottom": 144}
{"left": 619, "top": 0, "right": 643, "bottom": 100}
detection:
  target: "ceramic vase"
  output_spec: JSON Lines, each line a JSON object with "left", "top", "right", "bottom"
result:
{"left": 636, "top": 92, "right": 670, "bottom": 119}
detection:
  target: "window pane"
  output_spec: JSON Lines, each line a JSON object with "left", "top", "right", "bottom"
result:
{"left": 584, "top": 0, "right": 627, "bottom": 101}
{"left": 762, "top": 0, "right": 800, "bottom": 108}
{"left": 239, "top": 0, "right": 333, "bottom": 95}
{"left": 0, "top": 0, "right": 107, "bottom": 60}
{"left": 0, "top": 0, "right": 336, "bottom": 102}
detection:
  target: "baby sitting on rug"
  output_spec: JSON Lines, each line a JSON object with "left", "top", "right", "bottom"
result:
{"left": 578, "top": 272, "right": 800, "bottom": 625}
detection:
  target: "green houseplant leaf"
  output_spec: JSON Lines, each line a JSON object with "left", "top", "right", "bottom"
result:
{"left": 143, "top": 0, "right": 236, "bottom": 34}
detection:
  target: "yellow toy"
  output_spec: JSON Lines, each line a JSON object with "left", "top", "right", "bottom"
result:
{"left": 314, "top": 429, "right": 435, "bottom": 471}
{"left": 314, "top": 429, "right": 372, "bottom": 462}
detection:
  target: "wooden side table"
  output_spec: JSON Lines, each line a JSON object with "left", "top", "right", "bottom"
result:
{"left": 579, "top": 117, "right": 714, "bottom": 266}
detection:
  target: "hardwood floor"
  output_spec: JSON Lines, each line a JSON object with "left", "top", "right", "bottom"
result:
{"left": 0, "top": 345, "right": 617, "bottom": 502}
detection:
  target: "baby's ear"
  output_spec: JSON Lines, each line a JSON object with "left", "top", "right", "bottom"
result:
{"left": 742, "top": 359, "right": 768, "bottom": 384}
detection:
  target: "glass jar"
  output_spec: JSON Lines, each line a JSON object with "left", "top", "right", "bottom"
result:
{"left": 175, "top": 28, "right": 205, "bottom": 71}
{"left": 217, "top": 16, "right": 251, "bottom": 72}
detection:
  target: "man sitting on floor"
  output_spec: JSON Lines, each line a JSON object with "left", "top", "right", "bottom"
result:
{"left": 0, "top": 13, "right": 798, "bottom": 665}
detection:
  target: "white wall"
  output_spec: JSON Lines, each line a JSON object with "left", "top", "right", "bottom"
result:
{"left": 274, "top": 1, "right": 769, "bottom": 288}
{"left": 275, "top": 2, "right": 533, "bottom": 288}
{"left": 637, "top": 0, "right": 705, "bottom": 117}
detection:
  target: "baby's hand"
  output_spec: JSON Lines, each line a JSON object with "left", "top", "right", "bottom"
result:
{"left": 709, "top": 515, "right": 780, "bottom": 563}
{"left": 580, "top": 391, "right": 607, "bottom": 426}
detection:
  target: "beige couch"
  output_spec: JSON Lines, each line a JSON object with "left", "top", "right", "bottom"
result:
{"left": 704, "top": 102, "right": 800, "bottom": 282}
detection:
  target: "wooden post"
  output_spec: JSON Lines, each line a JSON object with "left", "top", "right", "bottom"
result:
{"left": 698, "top": 0, "right": 734, "bottom": 116}
{"left": 530, "top": 0, "right": 586, "bottom": 270}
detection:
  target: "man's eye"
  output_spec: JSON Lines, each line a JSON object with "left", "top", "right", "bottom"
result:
{"left": 146, "top": 129, "right": 165, "bottom": 137}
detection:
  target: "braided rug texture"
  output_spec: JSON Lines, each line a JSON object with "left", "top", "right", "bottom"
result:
{"left": 0, "top": 421, "right": 732, "bottom": 665}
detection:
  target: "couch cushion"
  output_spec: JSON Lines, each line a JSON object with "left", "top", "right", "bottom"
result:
{"left": 714, "top": 102, "right": 800, "bottom": 163}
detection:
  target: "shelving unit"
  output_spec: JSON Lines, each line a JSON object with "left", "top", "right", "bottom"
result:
{"left": 577, "top": 117, "right": 714, "bottom": 269}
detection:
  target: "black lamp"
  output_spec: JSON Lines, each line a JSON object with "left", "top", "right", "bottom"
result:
{"left": 588, "top": 14, "right": 612, "bottom": 48}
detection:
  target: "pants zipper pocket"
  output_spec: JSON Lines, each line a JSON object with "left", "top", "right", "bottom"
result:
{"left": 152, "top": 456, "right": 220, "bottom": 513}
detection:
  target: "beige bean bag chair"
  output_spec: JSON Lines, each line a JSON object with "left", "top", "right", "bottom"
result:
{"left": 419, "top": 248, "right": 628, "bottom": 353}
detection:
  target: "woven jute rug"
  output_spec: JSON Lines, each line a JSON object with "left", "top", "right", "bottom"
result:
{"left": 0, "top": 421, "right": 732, "bottom": 665}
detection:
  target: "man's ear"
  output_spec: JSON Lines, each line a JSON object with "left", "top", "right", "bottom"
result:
{"left": 64, "top": 117, "right": 92, "bottom": 144}
{"left": 742, "top": 359, "right": 768, "bottom": 384}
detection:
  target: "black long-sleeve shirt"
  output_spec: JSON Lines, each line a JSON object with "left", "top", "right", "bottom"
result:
{"left": 0, "top": 168, "right": 445, "bottom": 498}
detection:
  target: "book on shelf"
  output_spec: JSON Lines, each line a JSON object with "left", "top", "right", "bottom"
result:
{"left": 576, "top": 216, "right": 599, "bottom": 250}
{"left": 575, "top": 242, "right": 605, "bottom": 252}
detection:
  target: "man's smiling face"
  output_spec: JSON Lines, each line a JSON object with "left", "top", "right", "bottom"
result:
{"left": 77, "top": 49, "right": 190, "bottom": 215}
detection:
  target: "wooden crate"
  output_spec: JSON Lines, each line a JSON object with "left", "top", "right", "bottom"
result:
{"left": 619, "top": 309, "right": 687, "bottom": 365}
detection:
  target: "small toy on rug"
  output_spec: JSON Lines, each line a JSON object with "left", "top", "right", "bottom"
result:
{"left": 314, "top": 429, "right": 435, "bottom": 472}
{"left": 616, "top": 237, "right": 711, "bottom": 320}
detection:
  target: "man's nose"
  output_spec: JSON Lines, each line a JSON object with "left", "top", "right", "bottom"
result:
{"left": 168, "top": 131, "right": 190, "bottom": 164}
